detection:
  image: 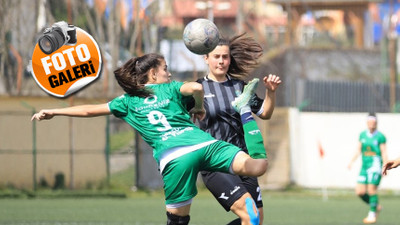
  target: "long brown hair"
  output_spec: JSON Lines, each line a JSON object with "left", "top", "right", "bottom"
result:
{"left": 214, "top": 33, "right": 263, "bottom": 80}
{"left": 114, "top": 53, "right": 164, "bottom": 97}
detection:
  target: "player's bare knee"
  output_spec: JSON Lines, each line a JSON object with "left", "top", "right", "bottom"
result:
{"left": 254, "top": 160, "right": 268, "bottom": 177}
{"left": 261, "top": 160, "right": 268, "bottom": 174}
{"left": 166, "top": 212, "right": 190, "bottom": 225}
{"left": 356, "top": 191, "right": 365, "bottom": 196}
{"left": 231, "top": 198, "right": 247, "bottom": 212}
{"left": 355, "top": 188, "right": 366, "bottom": 196}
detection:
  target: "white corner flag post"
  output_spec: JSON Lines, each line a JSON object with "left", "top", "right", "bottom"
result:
{"left": 318, "top": 140, "right": 328, "bottom": 201}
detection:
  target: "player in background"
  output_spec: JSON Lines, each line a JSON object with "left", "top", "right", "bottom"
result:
{"left": 31, "top": 53, "right": 268, "bottom": 225}
{"left": 348, "top": 112, "right": 388, "bottom": 224}
{"left": 193, "top": 33, "right": 281, "bottom": 225}
{"left": 382, "top": 156, "right": 400, "bottom": 175}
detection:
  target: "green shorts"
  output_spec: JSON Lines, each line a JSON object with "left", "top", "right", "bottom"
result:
{"left": 357, "top": 169, "right": 382, "bottom": 186}
{"left": 161, "top": 140, "right": 241, "bottom": 205}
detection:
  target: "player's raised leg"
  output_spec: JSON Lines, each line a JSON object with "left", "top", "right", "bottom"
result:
{"left": 231, "top": 78, "right": 267, "bottom": 159}
{"left": 231, "top": 78, "right": 268, "bottom": 178}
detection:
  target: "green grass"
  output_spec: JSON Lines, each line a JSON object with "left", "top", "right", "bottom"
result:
{"left": 108, "top": 167, "right": 136, "bottom": 193}
{"left": 2, "top": 168, "right": 398, "bottom": 225}
{"left": 1, "top": 189, "right": 400, "bottom": 225}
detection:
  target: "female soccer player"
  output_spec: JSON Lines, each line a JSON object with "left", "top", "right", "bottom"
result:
{"left": 31, "top": 53, "right": 268, "bottom": 225}
{"left": 348, "top": 112, "right": 388, "bottom": 224}
{"left": 195, "top": 34, "right": 281, "bottom": 225}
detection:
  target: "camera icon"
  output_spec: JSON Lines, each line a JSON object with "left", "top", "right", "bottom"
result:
{"left": 38, "top": 21, "right": 77, "bottom": 55}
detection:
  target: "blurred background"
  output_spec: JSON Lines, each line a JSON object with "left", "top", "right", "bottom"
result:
{"left": 1, "top": 0, "right": 400, "bottom": 195}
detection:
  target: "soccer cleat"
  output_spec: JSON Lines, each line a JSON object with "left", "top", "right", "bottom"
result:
{"left": 231, "top": 78, "right": 259, "bottom": 113}
{"left": 363, "top": 210, "right": 378, "bottom": 224}
{"left": 363, "top": 216, "right": 376, "bottom": 224}
{"left": 363, "top": 205, "right": 382, "bottom": 224}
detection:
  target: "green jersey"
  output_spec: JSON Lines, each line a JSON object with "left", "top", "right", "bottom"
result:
{"left": 359, "top": 130, "right": 386, "bottom": 170}
{"left": 108, "top": 81, "right": 215, "bottom": 164}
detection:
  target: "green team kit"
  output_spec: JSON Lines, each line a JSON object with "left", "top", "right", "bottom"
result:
{"left": 108, "top": 81, "right": 242, "bottom": 204}
{"left": 358, "top": 130, "right": 386, "bottom": 186}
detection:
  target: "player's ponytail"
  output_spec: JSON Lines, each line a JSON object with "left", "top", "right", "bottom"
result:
{"left": 221, "top": 33, "right": 263, "bottom": 80}
{"left": 114, "top": 53, "right": 164, "bottom": 97}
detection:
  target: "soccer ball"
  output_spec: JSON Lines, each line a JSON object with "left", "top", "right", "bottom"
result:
{"left": 183, "top": 18, "right": 220, "bottom": 55}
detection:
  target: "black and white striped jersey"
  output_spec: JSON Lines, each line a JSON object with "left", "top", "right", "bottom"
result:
{"left": 195, "top": 75, "right": 264, "bottom": 152}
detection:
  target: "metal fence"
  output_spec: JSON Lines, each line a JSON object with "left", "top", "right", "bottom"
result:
{"left": 0, "top": 106, "right": 166, "bottom": 191}
{"left": 0, "top": 110, "right": 123, "bottom": 190}
{"left": 286, "top": 78, "right": 400, "bottom": 112}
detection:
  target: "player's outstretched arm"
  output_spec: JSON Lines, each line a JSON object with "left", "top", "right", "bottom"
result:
{"left": 31, "top": 103, "right": 111, "bottom": 121}
{"left": 382, "top": 157, "right": 400, "bottom": 175}
{"left": 259, "top": 74, "right": 282, "bottom": 120}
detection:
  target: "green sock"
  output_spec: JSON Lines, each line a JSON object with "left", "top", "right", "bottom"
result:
{"left": 243, "top": 120, "right": 267, "bottom": 159}
{"left": 360, "top": 194, "right": 370, "bottom": 204}
{"left": 369, "top": 194, "right": 378, "bottom": 212}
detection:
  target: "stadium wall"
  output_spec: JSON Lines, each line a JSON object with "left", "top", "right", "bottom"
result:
{"left": 288, "top": 108, "right": 400, "bottom": 190}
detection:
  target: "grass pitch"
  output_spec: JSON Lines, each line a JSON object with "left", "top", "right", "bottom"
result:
{"left": 1, "top": 189, "right": 399, "bottom": 225}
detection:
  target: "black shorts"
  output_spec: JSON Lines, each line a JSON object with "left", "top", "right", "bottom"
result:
{"left": 201, "top": 171, "right": 263, "bottom": 212}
